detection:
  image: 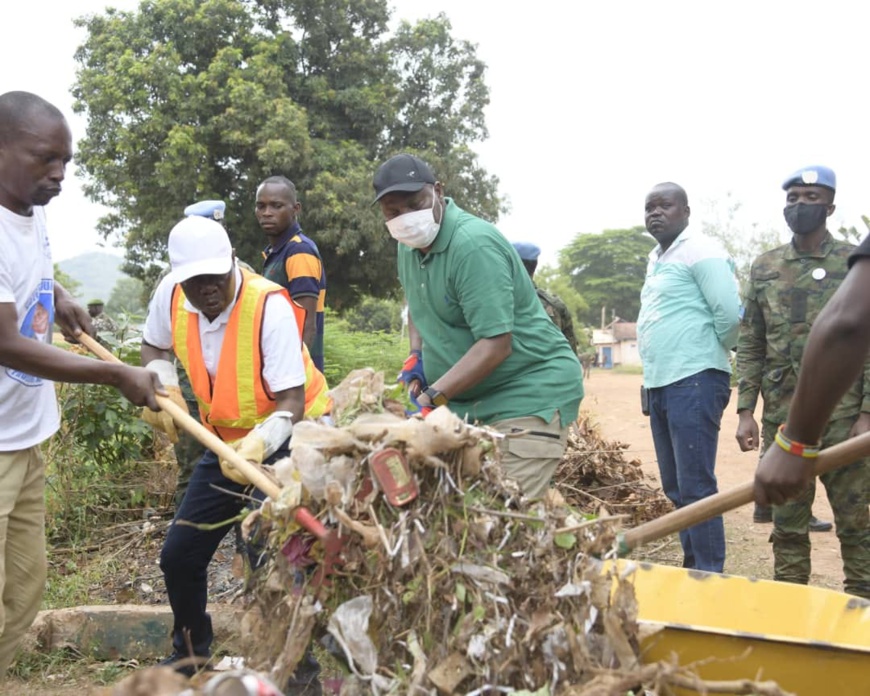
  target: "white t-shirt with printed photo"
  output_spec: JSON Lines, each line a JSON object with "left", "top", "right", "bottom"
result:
{"left": 0, "top": 205, "right": 60, "bottom": 451}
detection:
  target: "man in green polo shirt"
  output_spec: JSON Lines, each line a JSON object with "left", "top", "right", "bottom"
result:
{"left": 373, "top": 153, "right": 584, "bottom": 498}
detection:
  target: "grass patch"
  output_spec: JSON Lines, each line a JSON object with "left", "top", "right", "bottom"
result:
{"left": 323, "top": 317, "right": 408, "bottom": 387}
{"left": 6, "top": 650, "right": 139, "bottom": 693}
{"left": 43, "top": 554, "right": 125, "bottom": 610}
{"left": 610, "top": 364, "right": 644, "bottom": 375}
{"left": 7, "top": 649, "right": 87, "bottom": 684}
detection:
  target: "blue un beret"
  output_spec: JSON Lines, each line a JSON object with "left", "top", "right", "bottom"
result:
{"left": 512, "top": 242, "right": 541, "bottom": 262}
{"left": 782, "top": 166, "right": 836, "bottom": 192}
{"left": 184, "top": 200, "right": 226, "bottom": 221}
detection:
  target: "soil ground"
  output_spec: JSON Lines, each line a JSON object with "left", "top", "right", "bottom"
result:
{"left": 583, "top": 368, "right": 844, "bottom": 588}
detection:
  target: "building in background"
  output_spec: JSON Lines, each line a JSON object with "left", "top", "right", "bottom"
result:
{"left": 592, "top": 320, "right": 640, "bottom": 368}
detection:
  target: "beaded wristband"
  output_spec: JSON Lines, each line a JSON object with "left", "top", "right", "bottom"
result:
{"left": 774, "top": 424, "right": 820, "bottom": 459}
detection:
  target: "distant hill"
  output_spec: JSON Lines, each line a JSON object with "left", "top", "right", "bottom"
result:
{"left": 57, "top": 252, "right": 126, "bottom": 304}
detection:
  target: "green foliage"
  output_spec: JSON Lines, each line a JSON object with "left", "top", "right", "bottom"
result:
{"left": 323, "top": 313, "right": 408, "bottom": 388}
{"left": 8, "top": 649, "right": 78, "bottom": 682}
{"left": 342, "top": 295, "right": 403, "bottom": 333}
{"left": 559, "top": 227, "right": 653, "bottom": 325}
{"left": 106, "top": 276, "right": 147, "bottom": 316}
{"left": 837, "top": 216, "right": 870, "bottom": 245}
{"left": 72, "top": 0, "right": 500, "bottom": 308}
{"left": 535, "top": 264, "right": 589, "bottom": 325}
{"left": 45, "top": 319, "right": 165, "bottom": 545}
{"left": 53, "top": 264, "right": 81, "bottom": 298}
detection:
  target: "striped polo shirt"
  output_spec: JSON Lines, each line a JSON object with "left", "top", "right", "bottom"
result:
{"left": 262, "top": 223, "right": 326, "bottom": 372}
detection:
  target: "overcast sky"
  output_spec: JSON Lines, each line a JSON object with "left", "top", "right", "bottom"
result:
{"left": 3, "top": 0, "right": 869, "bottom": 265}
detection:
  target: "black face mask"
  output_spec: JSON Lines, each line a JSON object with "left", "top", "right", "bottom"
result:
{"left": 783, "top": 202, "right": 828, "bottom": 236}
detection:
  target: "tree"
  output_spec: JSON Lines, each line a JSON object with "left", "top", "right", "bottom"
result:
{"left": 559, "top": 227, "right": 653, "bottom": 326}
{"left": 534, "top": 264, "right": 589, "bottom": 326}
{"left": 72, "top": 0, "right": 500, "bottom": 307}
{"left": 106, "top": 276, "right": 147, "bottom": 317}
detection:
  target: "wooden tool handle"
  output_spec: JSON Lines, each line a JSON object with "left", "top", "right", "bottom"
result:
{"left": 619, "top": 429, "right": 870, "bottom": 554}
{"left": 78, "top": 333, "right": 282, "bottom": 500}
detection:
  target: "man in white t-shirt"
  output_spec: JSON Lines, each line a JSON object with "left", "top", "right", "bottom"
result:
{"left": 0, "top": 91, "right": 162, "bottom": 674}
{"left": 140, "top": 216, "right": 315, "bottom": 687}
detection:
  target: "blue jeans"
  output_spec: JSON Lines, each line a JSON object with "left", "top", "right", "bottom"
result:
{"left": 648, "top": 369, "right": 730, "bottom": 572}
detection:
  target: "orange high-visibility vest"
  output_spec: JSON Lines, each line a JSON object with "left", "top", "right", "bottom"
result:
{"left": 300, "top": 342, "right": 332, "bottom": 418}
{"left": 286, "top": 289, "right": 333, "bottom": 420}
{"left": 171, "top": 270, "right": 330, "bottom": 441}
{"left": 172, "top": 271, "right": 280, "bottom": 442}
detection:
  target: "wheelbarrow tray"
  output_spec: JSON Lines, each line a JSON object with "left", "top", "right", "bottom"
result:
{"left": 617, "top": 561, "right": 870, "bottom": 695}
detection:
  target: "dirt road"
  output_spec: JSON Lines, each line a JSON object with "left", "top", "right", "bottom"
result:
{"left": 582, "top": 369, "right": 844, "bottom": 590}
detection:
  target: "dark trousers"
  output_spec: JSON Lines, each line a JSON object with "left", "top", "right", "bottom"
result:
{"left": 160, "top": 445, "right": 287, "bottom": 655}
{"left": 649, "top": 369, "right": 731, "bottom": 573}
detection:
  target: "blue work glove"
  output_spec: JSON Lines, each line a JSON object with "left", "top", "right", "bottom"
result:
{"left": 398, "top": 349, "right": 427, "bottom": 391}
{"left": 398, "top": 350, "right": 427, "bottom": 415}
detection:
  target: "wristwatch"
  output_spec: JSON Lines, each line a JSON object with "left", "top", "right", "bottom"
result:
{"left": 423, "top": 387, "right": 449, "bottom": 407}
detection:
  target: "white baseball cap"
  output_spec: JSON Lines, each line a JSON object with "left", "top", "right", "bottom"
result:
{"left": 168, "top": 216, "right": 233, "bottom": 283}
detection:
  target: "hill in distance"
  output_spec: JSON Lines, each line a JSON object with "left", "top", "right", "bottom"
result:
{"left": 57, "top": 252, "right": 126, "bottom": 304}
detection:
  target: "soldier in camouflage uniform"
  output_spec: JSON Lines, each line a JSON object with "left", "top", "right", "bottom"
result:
{"left": 512, "top": 242, "right": 579, "bottom": 353}
{"left": 87, "top": 300, "right": 118, "bottom": 338}
{"left": 735, "top": 166, "right": 870, "bottom": 599}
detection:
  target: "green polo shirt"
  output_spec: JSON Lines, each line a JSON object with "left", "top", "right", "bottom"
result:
{"left": 397, "top": 198, "right": 583, "bottom": 426}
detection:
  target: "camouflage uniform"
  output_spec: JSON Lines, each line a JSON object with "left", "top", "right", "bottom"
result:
{"left": 536, "top": 287, "right": 578, "bottom": 354}
{"left": 91, "top": 312, "right": 118, "bottom": 337}
{"left": 736, "top": 233, "right": 870, "bottom": 599}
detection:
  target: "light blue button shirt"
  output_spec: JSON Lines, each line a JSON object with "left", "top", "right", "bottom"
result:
{"left": 637, "top": 226, "right": 740, "bottom": 388}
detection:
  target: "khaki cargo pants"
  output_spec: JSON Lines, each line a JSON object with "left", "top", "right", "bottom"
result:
{"left": 492, "top": 412, "right": 569, "bottom": 499}
{"left": 0, "top": 446, "right": 47, "bottom": 674}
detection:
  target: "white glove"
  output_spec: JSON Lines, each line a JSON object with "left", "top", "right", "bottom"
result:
{"left": 144, "top": 359, "right": 180, "bottom": 388}
{"left": 253, "top": 411, "right": 295, "bottom": 459}
{"left": 141, "top": 360, "right": 186, "bottom": 442}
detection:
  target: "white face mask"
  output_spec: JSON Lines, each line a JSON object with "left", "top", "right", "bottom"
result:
{"left": 386, "top": 197, "right": 442, "bottom": 248}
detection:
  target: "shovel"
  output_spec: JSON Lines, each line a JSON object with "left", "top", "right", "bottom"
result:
{"left": 79, "top": 333, "right": 345, "bottom": 583}
{"left": 616, "top": 428, "right": 870, "bottom": 555}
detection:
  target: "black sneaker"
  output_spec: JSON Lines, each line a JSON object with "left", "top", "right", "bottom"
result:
{"left": 753, "top": 505, "right": 773, "bottom": 523}
{"left": 809, "top": 516, "right": 833, "bottom": 533}
{"left": 158, "top": 651, "right": 209, "bottom": 678}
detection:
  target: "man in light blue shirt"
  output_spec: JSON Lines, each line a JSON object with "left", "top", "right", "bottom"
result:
{"left": 637, "top": 182, "right": 740, "bottom": 573}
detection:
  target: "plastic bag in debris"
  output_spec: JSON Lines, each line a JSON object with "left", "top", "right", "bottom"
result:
{"left": 326, "top": 596, "right": 393, "bottom": 691}
{"left": 275, "top": 446, "right": 358, "bottom": 504}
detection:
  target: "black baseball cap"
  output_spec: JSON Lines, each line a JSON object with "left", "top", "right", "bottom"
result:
{"left": 372, "top": 153, "right": 436, "bottom": 202}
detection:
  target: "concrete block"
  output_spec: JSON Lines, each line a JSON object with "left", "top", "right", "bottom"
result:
{"left": 24, "top": 605, "right": 241, "bottom": 660}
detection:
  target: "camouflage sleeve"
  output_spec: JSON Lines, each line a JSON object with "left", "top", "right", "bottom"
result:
{"left": 735, "top": 268, "right": 766, "bottom": 413}
{"left": 558, "top": 303, "right": 579, "bottom": 353}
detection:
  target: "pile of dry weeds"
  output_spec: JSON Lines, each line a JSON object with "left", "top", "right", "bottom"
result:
{"left": 236, "top": 369, "right": 638, "bottom": 694}
{"left": 554, "top": 413, "right": 673, "bottom": 526}
{"left": 109, "top": 370, "right": 790, "bottom": 696}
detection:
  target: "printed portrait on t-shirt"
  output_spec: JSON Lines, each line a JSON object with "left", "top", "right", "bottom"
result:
{"left": 21, "top": 288, "right": 54, "bottom": 343}
{"left": 7, "top": 280, "right": 54, "bottom": 386}
{"left": 28, "top": 302, "right": 51, "bottom": 343}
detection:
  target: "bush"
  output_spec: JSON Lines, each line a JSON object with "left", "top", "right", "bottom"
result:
{"left": 342, "top": 296, "right": 403, "bottom": 333}
{"left": 323, "top": 314, "right": 409, "bottom": 388}
{"left": 45, "top": 318, "right": 171, "bottom": 545}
